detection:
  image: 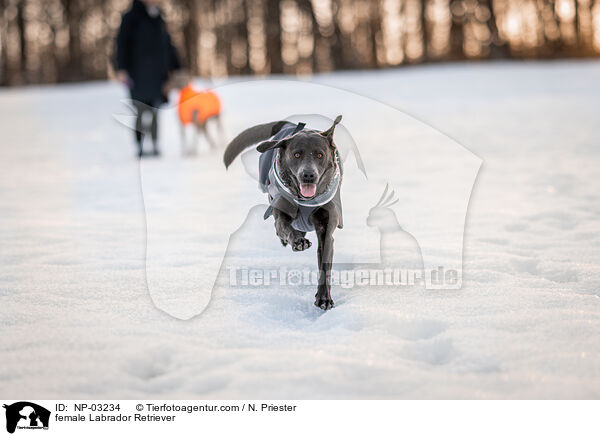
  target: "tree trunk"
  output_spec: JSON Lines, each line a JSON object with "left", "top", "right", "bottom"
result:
{"left": 61, "top": 0, "right": 83, "bottom": 81}
{"left": 483, "top": 0, "right": 509, "bottom": 58}
{"left": 0, "top": 0, "right": 8, "bottom": 85}
{"left": 265, "top": 0, "right": 283, "bottom": 73}
{"left": 212, "top": 0, "right": 230, "bottom": 75}
{"left": 225, "top": 0, "right": 236, "bottom": 74}
{"left": 421, "top": 0, "right": 429, "bottom": 60}
{"left": 16, "top": 0, "right": 27, "bottom": 76}
{"left": 298, "top": 0, "right": 320, "bottom": 72}
{"left": 329, "top": 0, "right": 346, "bottom": 69}
{"left": 369, "top": 0, "right": 382, "bottom": 67}
{"left": 238, "top": 0, "right": 251, "bottom": 74}
{"left": 449, "top": 1, "right": 464, "bottom": 59}
{"left": 550, "top": 0, "right": 565, "bottom": 51}
{"left": 183, "top": 0, "right": 199, "bottom": 74}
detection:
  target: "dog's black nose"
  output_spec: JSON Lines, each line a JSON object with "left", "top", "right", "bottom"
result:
{"left": 301, "top": 171, "right": 316, "bottom": 183}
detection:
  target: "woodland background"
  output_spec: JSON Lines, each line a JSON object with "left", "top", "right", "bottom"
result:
{"left": 1, "top": 0, "right": 599, "bottom": 85}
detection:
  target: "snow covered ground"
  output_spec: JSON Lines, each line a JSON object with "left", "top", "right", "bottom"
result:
{"left": 1, "top": 60, "right": 599, "bottom": 399}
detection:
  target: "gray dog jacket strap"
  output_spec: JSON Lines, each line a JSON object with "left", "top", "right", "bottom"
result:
{"left": 263, "top": 195, "right": 298, "bottom": 221}
{"left": 292, "top": 122, "right": 306, "bottom": 134}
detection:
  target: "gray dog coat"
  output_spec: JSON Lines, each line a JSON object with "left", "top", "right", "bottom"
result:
{"left": 258, "top": 122, "right": 343, "bottom": 233}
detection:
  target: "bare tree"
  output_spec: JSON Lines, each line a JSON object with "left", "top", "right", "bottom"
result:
{"left": 16, "top": 0, "right": 27, "bottom": 75}
{"left": 421, "top": 0, "right": 429, "bottom": 60}
{"left": 238, "top": 0, "right": 251, "bottom": 74}
{"left": 182, "top": 0, "right": 200, "bottom": 74}
{"left": 0, "top": 0, "right": 8, "bottom": 85}
{"left": 482, "top": 0, "right": 508, "bottom": 58}
{"left": 265, "top": 0, "right": 283, "bottom": 73}
{"left": 298, "top": 0, "right": 321, "bottom": 72}
{"left": 449, "top": 0, "right": 465, "bottom": 59}
{"left": 60, "top": 0, "right": 84, "bottom": 81}
{"left": 1, "top": 0, "right": 599, "bottom": 86}
{"left": 329, "top": 0, "right": 347, "bottom": 69}
{"left": 369, "top": 0, "right": 382, "bottom": 67}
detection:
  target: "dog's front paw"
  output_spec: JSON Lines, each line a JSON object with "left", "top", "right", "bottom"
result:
{"left": 314, "top": 295, "right": 334, "bottom": 311}
{"left": 291, "top": 237, "right": 311, "bottom": 251}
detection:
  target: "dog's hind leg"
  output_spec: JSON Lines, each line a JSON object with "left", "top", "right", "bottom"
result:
{"left": 312, "top": 205, "right": 338, "bottom": 310}
{"left": 189, "top": 124, "right": 201, "bottom": 156}
{"left": 273, "top": 209, "right": 311, "bottom": 252}
{"left": 201, "top": 122, "right": 217, "bottom": 149}
{"left": 179, "top": 123, "right": 187, "bottom": 156}
{"left": 215, "top": 113, "right": 225, "bottom": 146}
{"left": 186, "top": 110, "right": 200, "bottom": 156}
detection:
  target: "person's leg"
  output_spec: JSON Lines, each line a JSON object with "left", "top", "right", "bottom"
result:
{"left": 133, "top": 101, "right": 144, "bottom": 158}
{"left": 150, "top": 101, "right": 160, "bottom": 155}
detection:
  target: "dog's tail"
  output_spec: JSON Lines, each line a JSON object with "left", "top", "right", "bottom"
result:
{"left": 224, "top": 120, "right": 290, "bottom": 168}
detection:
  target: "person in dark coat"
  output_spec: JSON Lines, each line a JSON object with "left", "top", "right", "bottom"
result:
{"left": 115, "top": 0, "right": 181, "bottom": 157}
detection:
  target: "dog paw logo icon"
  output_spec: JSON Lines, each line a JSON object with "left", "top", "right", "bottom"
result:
{"left": 3, "top": 402, "right": 50, "bottom": 434}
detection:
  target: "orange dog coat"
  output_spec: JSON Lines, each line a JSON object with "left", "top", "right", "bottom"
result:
{"left": 177, "top": 83, "right": 221, "bottom": 125}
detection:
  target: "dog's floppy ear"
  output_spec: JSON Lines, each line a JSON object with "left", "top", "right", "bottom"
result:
{"left": 320, "top": 115, "right": 342, "bottom": 141}
{"left": 256, "top": 137, "right": 289, "bottom": 153}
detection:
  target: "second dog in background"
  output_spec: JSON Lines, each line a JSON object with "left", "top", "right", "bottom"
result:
{"left": 170, "top": 72, "right": 225, "bottom": 156}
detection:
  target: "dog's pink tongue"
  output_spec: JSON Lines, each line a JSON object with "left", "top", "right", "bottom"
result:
{"left": 300, "top": 183, "right": 317, "bottom": 198}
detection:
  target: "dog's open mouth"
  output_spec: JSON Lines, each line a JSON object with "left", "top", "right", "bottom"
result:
{"left": 300, "top": 183, "right": 317, "bottom": 198}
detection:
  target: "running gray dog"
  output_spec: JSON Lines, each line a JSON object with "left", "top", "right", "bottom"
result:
{"left": 224, "top": 116, "right": 343, "bottom": 310}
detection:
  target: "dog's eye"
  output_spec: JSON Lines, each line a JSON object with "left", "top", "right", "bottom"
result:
{"left": 316, "top": 152, "right": 323, "bottom": 159}
{"left": 294, "top": 152, "right": 301, "bottom": 158}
